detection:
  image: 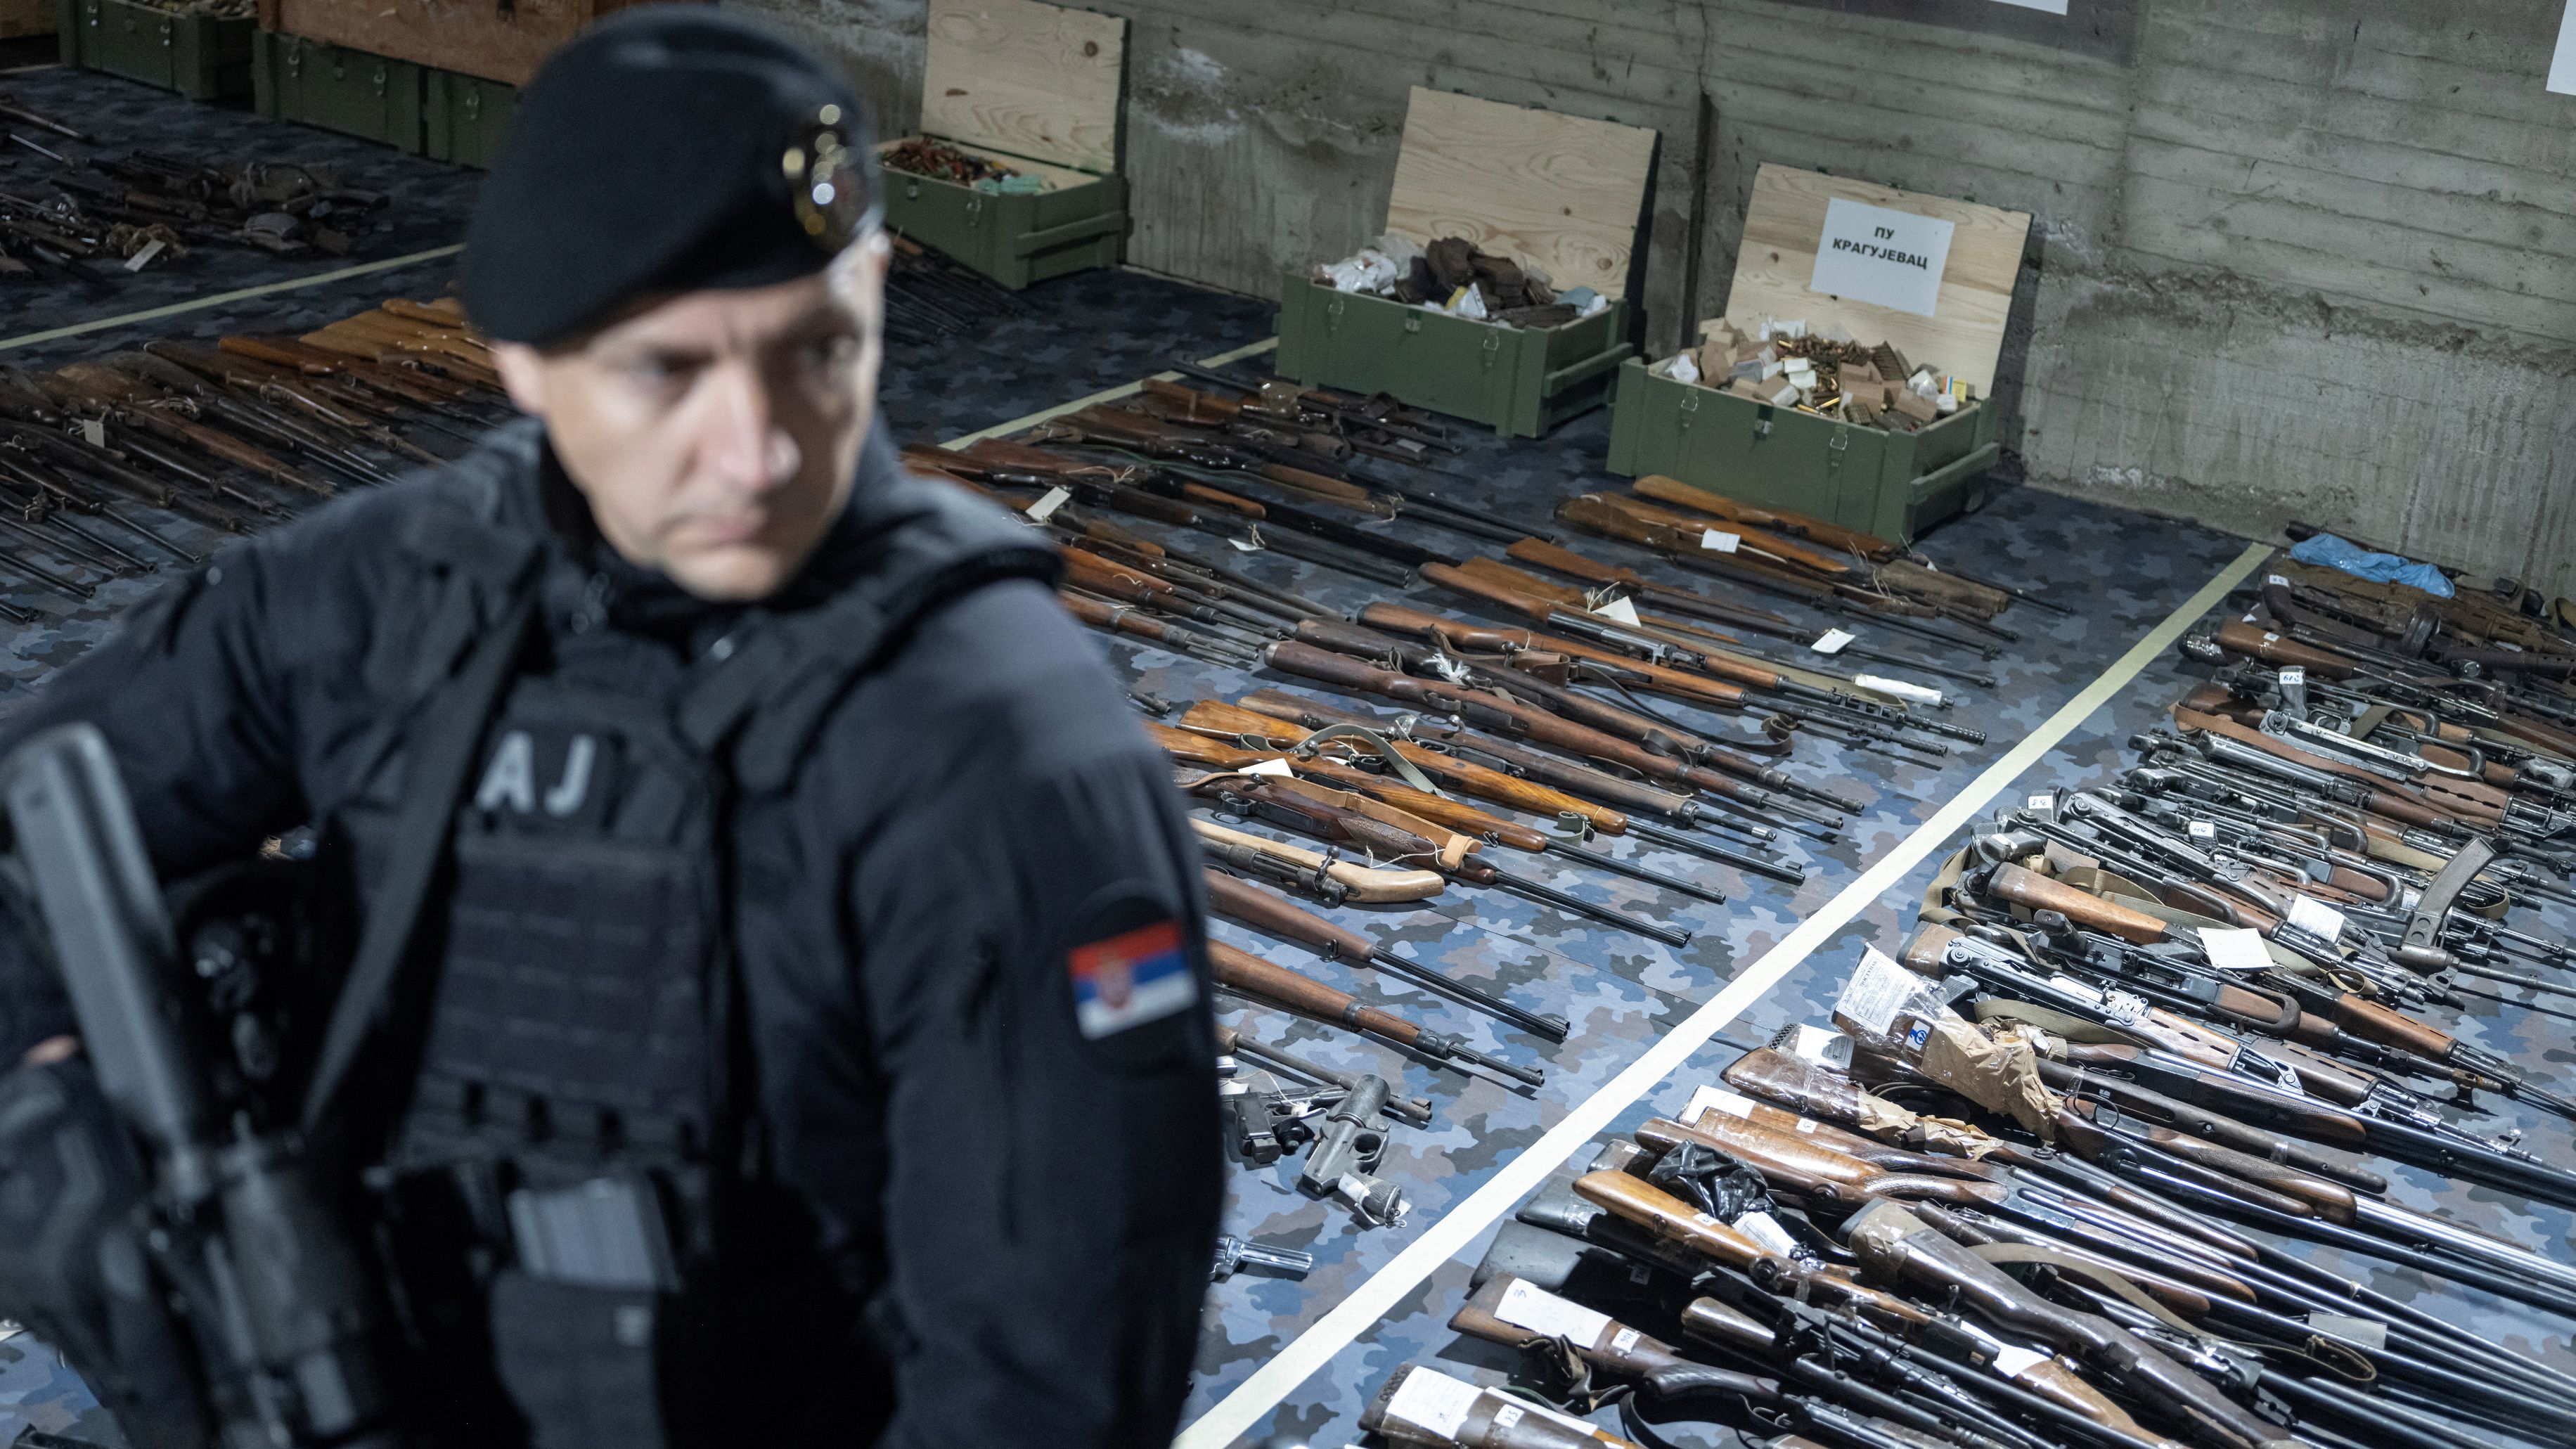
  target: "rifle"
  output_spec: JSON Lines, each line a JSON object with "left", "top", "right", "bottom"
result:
{"left": 1206, "top": 940, "right": 1541, "bottom": 1086}
{"left": 1200, "top": 865, "right": 1570, "bottom": 1041}
{"left": 2, "top": 723, "right": 397, "bottom": 1448}
{"left": 1189, "top": 817, "right": 1444, "bottom": 903}
{"left": 1214, "top": 1022, "right": 1434, "bottom": 1125}
{"left": 1057, "top": 588, "right": 1261, "bottom": 669}
{"left": 1159, "top": 725, "right": 1727, "bottom": 913}
{"left": 1231, "top": 689, "right": 1798, "bottom": 865}
{"left": 1188, "top": 771, "right": 1694, "bottom": 950}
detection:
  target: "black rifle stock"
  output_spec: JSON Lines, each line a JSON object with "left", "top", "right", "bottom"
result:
{"left": 4, "top": 723, "right": 396, "bottom": 1448}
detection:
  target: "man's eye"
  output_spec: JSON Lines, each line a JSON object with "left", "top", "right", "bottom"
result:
{"left": 630, "top": 356, "right": 696, "bottom": 387}
{"left": 806, "top": 333, "right": 860, "bottom": 368}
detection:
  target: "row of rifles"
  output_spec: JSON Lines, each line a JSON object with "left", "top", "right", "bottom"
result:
{"left": 0, "top": 299, "right": 510, "bottom": 621}
{"left": 1348, "top": 548, "right": 2576, "bottom": 1448}
{"left": 908, "top": 368, "right": 2052, "bottom": 1237}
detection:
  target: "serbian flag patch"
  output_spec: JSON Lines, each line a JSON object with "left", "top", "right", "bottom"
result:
{"left": 1069, "top": 918, "right": 1197, "bottom": 1039}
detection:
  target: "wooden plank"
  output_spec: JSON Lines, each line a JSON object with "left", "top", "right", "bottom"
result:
{"left": 1718, "top": 163, "right": 2030, "bottom": 395}
{"left": 875, "top": 134, "right": 1095, "bottom": 193}
{"left": 266, "top": 0, "right": 674, "bottom": 86}
{"left": 1383, "top": 86, "right": 1658, "bottom": 302}
{"left": 920, "top": 0, "right": 1124, "bottom": 176}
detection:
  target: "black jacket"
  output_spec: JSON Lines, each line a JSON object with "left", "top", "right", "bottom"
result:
{"left": 0, "top": 418, "right": 1223, "bottom": 1448}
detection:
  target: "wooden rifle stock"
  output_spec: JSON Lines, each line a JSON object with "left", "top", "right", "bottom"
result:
{"left": 1572, "top": 1171, "right": 1931, "bottom": 1329}
{"left": 1200, "top": 870, "right": 1374, "bottom": 964}
{"left": 1633, "top": 1116, "right": 2006, "bottom": 1209}
{"left": 2210, "top": 620, "right": 2357, "bottom": 678}
{"left": 1188, "top": 820, "right": 1445, "bottom": 903}
{"left": 1985, "top": 863, "right": 2170, "bottom": 944}
{"left": 1207, "top": 941, "right": 1431, "bottom": 1050}
{"left": 1181, "top": 698, "right": 1625, "bottom": 835}
{"left": 1631, "top": 474, "right": 1892, "bottom": 559}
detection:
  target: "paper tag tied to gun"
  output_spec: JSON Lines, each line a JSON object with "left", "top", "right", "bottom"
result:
{"left": 1834, "top": 945, "right": 1934, "bottom": 1041}
{"left": 2285, "top": 894, "right": 2346, "bottom": 944}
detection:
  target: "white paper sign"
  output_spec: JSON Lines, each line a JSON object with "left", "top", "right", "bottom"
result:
{"left": 2199, "top": 926, "right": 2273, "bottom": 972}
{"left": 2286, "top": 895, "right": 2347, "bottom": 943}
{"left": 1701, "top": 529, "right": 1741, "bottom": 553}
{"left": 1024, "top": 486, "right": 1071, "bottom": 522}
{"left": 1592, "top": 595, "right": 1643, "bottom": 627}
{"left": 1243, "top": 758, "right": 1296, "bottom": 778}
{"left": 80, "top": 420, "right": 105, "bottom": 446}
{"left": 2026, "top": 794, "right": 2054, "bottom": 811}
{"left": 1812, "top": 628, "right": 1855, "bottom": 655}
{"left": 1810, "top": 197, "right": 1957, "bottom": 318}
{"left": 1836, "top": 946, "right": 1921, "bottom": 1037}
{"left": 1382, "top": 1368, "right": 1481, "bottom": 1438}
{"left": 2552, "top": 0, "right": 2576, "bottom": 95}
{"left": 2187, "top": 820, "right": 2216, "bottom": 839}
{"left": 1495, "top": 1278, "right": 1613, "bottom": 1346}
{"left": 1227, "top": 536, "right": 1262, "bottom": 553}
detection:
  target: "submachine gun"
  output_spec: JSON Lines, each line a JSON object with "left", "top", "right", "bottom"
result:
{"left": 2, "top": 723, "right": 396, "bottom": 1449}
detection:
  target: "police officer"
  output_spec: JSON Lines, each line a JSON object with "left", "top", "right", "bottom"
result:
{"left": 0, "top": 11, "right": 1221, "bottom": 1448}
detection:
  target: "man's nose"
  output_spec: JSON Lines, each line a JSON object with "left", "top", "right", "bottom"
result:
{"left": 701, "top": 361, "right": 800, "bottom": 493}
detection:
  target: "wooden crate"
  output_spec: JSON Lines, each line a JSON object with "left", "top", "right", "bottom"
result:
{"left": 878, "top": 0, "right": 1127, "bottom": 289}
{"left": 253, "top": 0, "right": 675, "bottom": 86}
{"left": 1606, "top": 164, "right": 2031, "bottom": 541}
{"left": 1273, "top": 86, "right": 1657, "bottom": 438}
{"left": 1, "top": 0, "right": 51, "bottom": 38}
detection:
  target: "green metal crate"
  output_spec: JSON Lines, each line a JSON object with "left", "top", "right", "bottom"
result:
{"left": 423, "top": 67, "right": 515, "bottom": 169}
{"left": 881, "top": 168, "right": 1126, "bottom": 290}
{"left": 1273, "top": 275, "right": 1633, "bottom": 439}
{"left": 58, "top": 0, "right": 255, "bottom": 101}
{"left": 1603, "top": 357, "right": 1999, "bottom": 544}
{"left": 252, "top": 31, "right": 424, "bottom": 155}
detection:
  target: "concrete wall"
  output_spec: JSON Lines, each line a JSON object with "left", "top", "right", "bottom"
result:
{"left": 747, "top": 0, "right": 2576, "bottom": 596}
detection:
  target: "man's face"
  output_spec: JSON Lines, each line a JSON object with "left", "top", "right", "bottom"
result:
{"left": 490, "top": 233, "right": 890, "bottom": 601}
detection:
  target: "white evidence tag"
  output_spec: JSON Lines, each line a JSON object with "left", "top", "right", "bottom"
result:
{"left": 2286, "top": 894, "right": 2347, "bottom": 941}
{"left": 2026, "top": 793, "right": 2054, "bottom": 811}
{"left": 1786, "top": 1024, "right": 1853, "bottom": 1069}
{"left": 1494, "top": 1278, "right": 1614, "bottom": 1347}
{"left": 2188, "top": 820, "right": 2216, "bottom": 839}
{"left": 1701, "top": 529, "right": 1741, "bottom": 553}
{"left": 1382, "top": 1368, "right": 1481, "bottom": 1438}
{"left": 2198, "top": 927, "right": 2273, "bottom": 972}
{"left": 1682, "top": 1083, "right": 1760, "bottom": 1123}
{"left": 1991, "top": 1345, "right": 2051, "bottom": 1377}
{"left": 1811, "top": 628, "right": 1855, "bottom": 655}
{"left": 1227, "top": 536, "right": 1262, "bottom": 553}
{"left": 1024, "top": 486, "right": 1071, "bottom": 522}
{"left": 1835, "top": 946, "right": 1919, "bottom": 1038}
{"left": 1854, "top": 674, "right": 1944, "bottom": 708}
{"left": 1592, "top": 595, "right": 1643, "bottom": 627}
{"left": 1242, "top": 759, "right": 1296, "bottom": 778}
{"left": 1732, "top": 1209, "right": 1801, "bottom": 1256}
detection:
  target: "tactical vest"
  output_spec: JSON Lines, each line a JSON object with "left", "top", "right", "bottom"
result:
{"left": 308, "top": 445, "right": 1054, "bottom": 1448}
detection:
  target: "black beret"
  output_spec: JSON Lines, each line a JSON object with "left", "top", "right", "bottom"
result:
{"left": 461, "top": 7, "right": 883, "bottom": 347}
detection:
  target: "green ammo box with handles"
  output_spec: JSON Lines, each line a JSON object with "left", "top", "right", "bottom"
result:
{"left": 253, "top": 31, "right": 424, "bottom": 153}
{"left": 1272, "top": 84, "right": 1659, "bottom": 439}
{"left": 423, "top": 67, "right": 515, "bottom": 168}
{"left": 252, "top": 31, "right": 517, "bottom": 167}
{"left": 58, "top": 0, "right": 256, "bottom": 101}
{"left": 1604, "top": 360, "right": 1999, "bottom": 545}
{"left": 1606, "top": 162, "right": 2033, "bottom": 542}
{"left": 877, "top": 0, "right": 1128, "bottom": 290}
{"left": 1275, "top": 276, "right": 1632, "bottom": 440}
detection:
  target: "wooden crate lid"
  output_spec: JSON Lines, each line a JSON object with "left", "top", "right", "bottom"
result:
{"left": 920, "top": 0, "right": 1125, "bottom": 176}
{"left": 1383, "top": 86, "right": 1658, "bottom": 302}
{"left": 1718, "top": 164, "right": 2030, "bottom": 394}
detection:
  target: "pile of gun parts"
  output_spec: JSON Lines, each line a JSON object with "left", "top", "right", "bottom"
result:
{"left": 879, "top": 136, "right": 1030, "bottom": 188}
{"left": 1351, "top": 548, "right": 2576, "bottom": 1448}
{"left": 0, "top": 94, "right": 389, "bottom": 276}
{"left": 882, "top": 233, "right": 1031, "bottom": 345}
{"left": 911, "top": 373, "right": 2070, "bottom": 1249}
{"left": 0, "top": 298, "right": 507, "bottom": 620}
{"left": 1659, "top": 318, "right": 1973, "bottom": 432}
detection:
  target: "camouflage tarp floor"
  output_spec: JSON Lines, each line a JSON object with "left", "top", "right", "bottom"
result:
{"left": 0, "top": 63, "right": 2566, "bottom": 1449}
